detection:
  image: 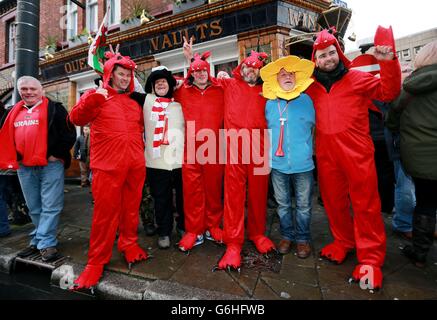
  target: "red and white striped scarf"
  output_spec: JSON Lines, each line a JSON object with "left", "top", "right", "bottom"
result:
{"left": 151, "top": 97, "right": 173, "bottom": 158}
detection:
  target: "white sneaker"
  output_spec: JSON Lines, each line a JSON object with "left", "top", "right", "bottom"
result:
{"left": 193, "top": 234, "right": 204, "bottom": 247}
{"left": 158, "top": 236, "right": 170, "bottom": 249}
{"left": 205, "top": 230, "right": 214, "bottom": 241}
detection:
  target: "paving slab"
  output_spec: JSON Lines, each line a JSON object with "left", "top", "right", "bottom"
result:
{"left": 260, "top": 276, "right": 322, "bottom": 300}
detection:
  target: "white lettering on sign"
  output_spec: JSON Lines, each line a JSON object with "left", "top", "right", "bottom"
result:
{"left": 288, "top": 8, "right": 318, "bottom": 31}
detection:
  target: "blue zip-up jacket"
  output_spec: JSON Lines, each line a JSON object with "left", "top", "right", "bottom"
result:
{"left": 265, "top": 94, "right": 315, "bottom": 174}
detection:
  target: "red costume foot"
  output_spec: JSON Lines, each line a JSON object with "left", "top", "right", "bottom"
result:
{"left": 73, "top": 264, "right": 104, "bottom": 289}
{"left": 178, "top": 232, "right": 200, "bottom": 252}
{"left": 206, "top": 227, "right": 224, "bottom": 243}
{"left": 251, "top": 235, "right": 276, "bottom": 254}
{"left": 320, "top": 242, "right": 352, "bottom": 264}
{"left": 218, "top": 244, "right": 241, "bottom": 270}
{"left": 122, "top": 244, "right": 148, "bottom": 264}
{"left": 352, "top": 264, "right": 383, "bottom": 290}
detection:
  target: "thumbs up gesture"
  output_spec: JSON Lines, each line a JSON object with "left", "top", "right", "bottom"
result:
{"left": 95, "top": 80, "right": 108, "bottom": 99}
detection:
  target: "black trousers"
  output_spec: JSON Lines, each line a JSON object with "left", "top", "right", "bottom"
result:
{"left": 147, "top": 168, "right": 184, "bottom": 237}
{"left": 412, "top": 178, "right": 437, "bottom": 218}
{"left": 373, "top": 139, "right": 395, "bottom": 214}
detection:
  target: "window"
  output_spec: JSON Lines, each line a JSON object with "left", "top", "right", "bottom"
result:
{"left": 414, "top": 46, "right": 423, "bottom": 55}
{"left": 214, "top": 61, "right": 238, "bottom": 77}
{"left": 6, "top": 19, "right": 16, "bottom": 63}
{"left": 86, "top": 0, "right": 99, "bottom": 33}
{"left": 108, "top": 0, "right": 121, "bottom": 26}
{"left": 402, "top": 49, "right": 411, "bottom": 60}
{"left": 172, "top": 71, "right": 185, "bottom": 78}
{"left": 66, "top": 0, "right": 78, "bottom": 40}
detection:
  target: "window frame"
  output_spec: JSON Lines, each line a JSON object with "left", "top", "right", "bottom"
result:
{"left": 86, "top": 0, "right": 99, "bottom": 33}
{"left": 66, "top": 0, "right": 78, "bottom": 40}
{"left": 6, "top": 19, "right": 17, "bottom": 63}
{"left": 402, "top": 49, "right": 411, "bottom": 60}
{"left": 108, "top": 0, "right": 121, "bottom": 26}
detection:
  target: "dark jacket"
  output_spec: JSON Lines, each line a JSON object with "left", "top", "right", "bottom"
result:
{"left": 46, "top": 100, "right": 77, "bottom": 169}
{"left": 73, "top": 134, "right": 90, "bottom": 163}
{"left": 386, "top": 64, "right": 437, "bottom": 180}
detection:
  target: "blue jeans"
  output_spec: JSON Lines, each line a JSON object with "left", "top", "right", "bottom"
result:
{"left": 0, "top": 176, "right": 11, "bottom": 236}
{"left": 392, "top": 159, "right": 415, "bottom": 232}
{"left": 271, "top": 169, "right": 313, "bottom": 243}
{"left": 17, "top": 161, "right": 64, "bottom": 249}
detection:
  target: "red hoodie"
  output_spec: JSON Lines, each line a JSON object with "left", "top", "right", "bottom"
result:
{"left": 69, "top": 54, "right": 144, "bottom": 171}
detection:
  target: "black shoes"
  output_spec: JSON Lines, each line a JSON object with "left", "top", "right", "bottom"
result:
{"left": 17, "top": 245, "right": 39, "bottom": 258}
{"left": 144, "top": 222, "right": 157, "bottom": 236}
{"left": 401, "top": 213, "right": 436, "bottom": 268}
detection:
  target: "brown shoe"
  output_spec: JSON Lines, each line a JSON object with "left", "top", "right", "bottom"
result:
{"left": 278, "top": 239, "right": 292, "bottom": 255}
{"left": 297, "top": 242, "right": 311, "bottom": 259}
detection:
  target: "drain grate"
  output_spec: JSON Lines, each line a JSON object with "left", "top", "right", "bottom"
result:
{"left": 14, "top": 252, "right": 67, "bottom": 271}
{"left": 241, "top": 246, "right": 282, "bottom": 273}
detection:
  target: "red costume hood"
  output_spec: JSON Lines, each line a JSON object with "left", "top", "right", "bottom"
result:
{"left": 102, "top": 52, "right": 137, "bottom": 93}
{"left": 233, "top": 50, "right": 268, "bottom": 80}
{"left": 312, "top": 29, "right": 351, "bottom": 68}
{"left": 185, "top": 51, "right": 219, "bottom": 86}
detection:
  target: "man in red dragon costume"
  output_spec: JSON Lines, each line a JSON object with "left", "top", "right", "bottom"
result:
{"left": 174, "top": 51, "right": 225, "bottom": 252}
{"left": 69, "top": 52, "right": 149, "bottom": 289}
{"left": 306, "top": 27, "right": 401, "bottom": 289}
{"left": 216, "top": 50, "right": 277, "bottom": 271}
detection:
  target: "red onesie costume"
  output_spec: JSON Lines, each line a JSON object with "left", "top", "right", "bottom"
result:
{"left": 217, "top": 51, "right": 276, "bottom": 270}
{"left": 306, "top": 29, "right": 401, "bottom": 289}
{"left": 174, "top": 52, "right": 225, "bottom": 251}
{"left": 69, "top": 52, "right": 148, "bottom": 289}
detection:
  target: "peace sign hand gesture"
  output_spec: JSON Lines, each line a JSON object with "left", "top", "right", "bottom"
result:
{"left": 182, "top": 36, "right": 194, "bottom": 62}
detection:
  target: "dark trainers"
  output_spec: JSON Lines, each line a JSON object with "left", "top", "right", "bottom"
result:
{"left": 17, "top": 245, "right": 39, "bottom": 258}
{"left": 144, "top": 222, "right": 157, "bottom": 236}
{"left": 40, "top": 247, "right": 60, "bottom": 262}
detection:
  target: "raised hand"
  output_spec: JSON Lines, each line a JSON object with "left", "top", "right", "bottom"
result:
{"left": 95, "top": 80, "right": 108, "bottom": 99}
{"left": 373, "top": 45, "right": 395, "bottom": 61}
{"left": 217, "top": 71, "right": 230, "bottom": 79}
{"left": 109, "top": 43, "right": 120, "bottom": 55}
{"left": 182, "top": 35, "right": 194, "bottom": 62}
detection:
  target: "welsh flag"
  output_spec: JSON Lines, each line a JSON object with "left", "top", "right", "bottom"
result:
{"left": 87, "top": 2, "right": 110, "bottom": 74}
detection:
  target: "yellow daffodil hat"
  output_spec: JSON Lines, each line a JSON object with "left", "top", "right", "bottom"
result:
{"left": 260, "top": 55, "right": 315, "bottom": 100}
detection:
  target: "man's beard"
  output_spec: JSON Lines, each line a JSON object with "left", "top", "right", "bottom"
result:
{"left": 243, "top": 75, "right": 258, "bottom": 85}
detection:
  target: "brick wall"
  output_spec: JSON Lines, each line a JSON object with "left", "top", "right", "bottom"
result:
{"left": 121, "top": 0, "right": 173, "bottom": 22}
{"left": 39, "top": 0, "right": 65, "bottom": 47}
